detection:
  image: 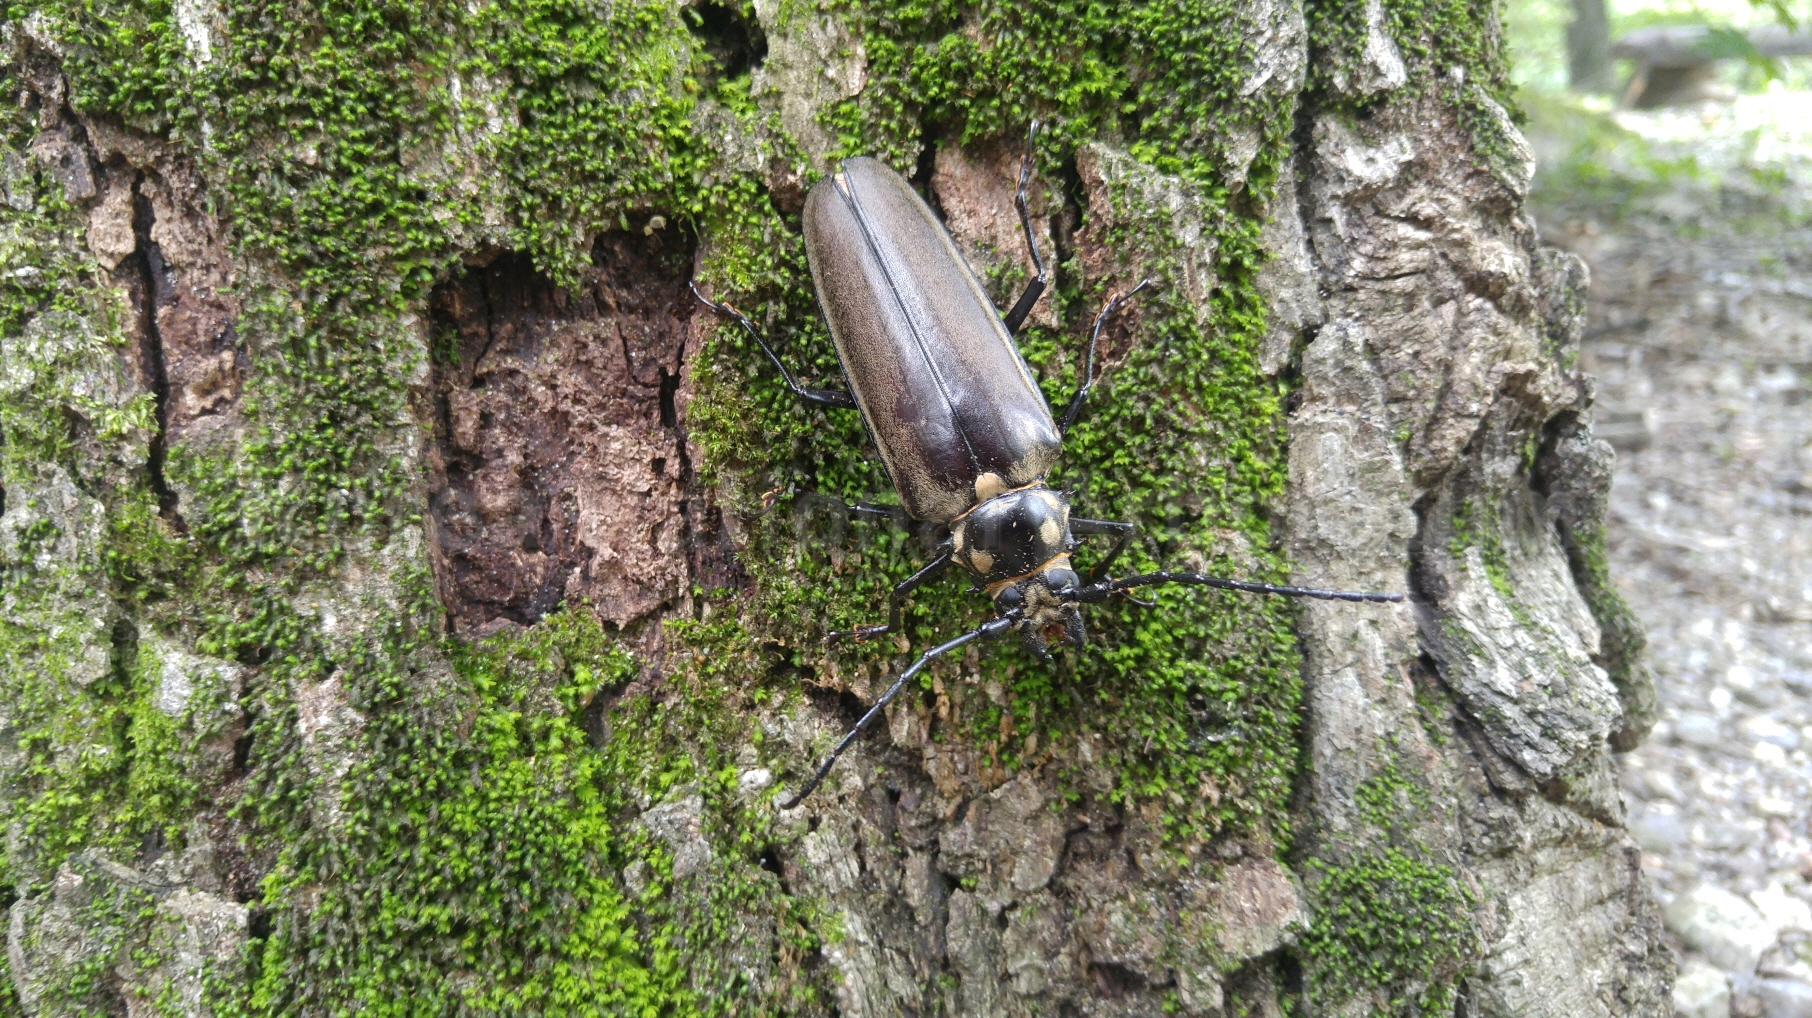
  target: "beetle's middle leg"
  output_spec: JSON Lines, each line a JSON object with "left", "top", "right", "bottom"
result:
{"left": 690, "top": 284, "right": 858, "bottom": 410}
{"left": 1000, "top": 122, "right": 1050, "bottom": 337}
{"left": 827, "top": 549, "right": 952, "bottom": 644}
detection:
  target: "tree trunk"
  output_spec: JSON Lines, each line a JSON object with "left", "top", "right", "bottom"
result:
{"left": 0, "top": 0, "right": 1672, "bottom": 1015}
{"left": 1567, "top": 0, "right": 1616, "bottom": 93}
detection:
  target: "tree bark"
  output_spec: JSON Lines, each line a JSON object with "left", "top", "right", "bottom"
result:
{"left": 0, "top": 0, "right": 1671, "bottom": 1015}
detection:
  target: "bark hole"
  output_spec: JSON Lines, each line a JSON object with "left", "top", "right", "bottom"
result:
{"left": 129, "top": 176, "right": 184, "bottom": 528}
{"left": 685, "top": 0, "right": 766, "bottom": 80}
{"left": 426, "top": 233, "right": 699, "bottom": 634}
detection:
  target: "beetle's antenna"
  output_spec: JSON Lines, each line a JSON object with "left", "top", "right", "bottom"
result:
{"left": 779, "top": 614, "right": 1020, "bottom": 810}
{"left": 1001, "top": 121, "right": 1049, "bottom": 335}
{"left": 1064, "top": 570, "right": 1403, "bottom": 604}
{"left": 1061, "top": 279, "right": 1154, "bottom": 434}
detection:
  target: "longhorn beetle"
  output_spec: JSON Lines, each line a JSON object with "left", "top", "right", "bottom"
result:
{"left": 693, "top": 126, "right": 1402, "bottom": 809}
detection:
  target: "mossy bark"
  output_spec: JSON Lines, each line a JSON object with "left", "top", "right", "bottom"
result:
{"left": 0, "top": 0, "right": 1669, "bottom": 1014}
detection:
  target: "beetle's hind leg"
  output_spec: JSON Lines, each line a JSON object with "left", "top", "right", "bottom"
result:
{"left": 827, "top": 550, "right": 952, "bottom": 646}
{"left": 690, "top": 284, "right": 858, "bottom": 410}
{"left": 1000, "top": 121, "right": 1050, "bottom": 337}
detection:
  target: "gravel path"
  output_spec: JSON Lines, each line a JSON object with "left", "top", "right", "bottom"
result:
{"left": 1536, "top": 99, "right": 1812, "bottom": 1018}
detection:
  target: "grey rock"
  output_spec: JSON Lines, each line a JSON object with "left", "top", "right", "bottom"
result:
{"left": 1676, "top": 959, "right": 1733, "bottom": 1018}
{"left": 1754, "top": 979, "right": 1812, "bottom": 1018}
{"left": 1629, "top": 810, "right": 1690, "bottom": 854}
{"left": 945, "top": 890, "right": 1005, "bottom": 1018}
{"left": 1001, "top": 891, "right": 1069, "bottom": 997}
{"left": 1666, "top": 885, "right": 1778, "bottom": 974}
{"left": 749, "top": 0, "right": 864, "bottom": 168}
{"left": 28, "top": 129, "right": 95, "bottom": 202}
{"left": 1676, "top": 713, "right": 1725, "bottom": 748}
{"left": 1286, "top": 98, "right": 1674, "bottom": 1017}
{"left": 1743, "top": 715, "right": 1800, "bottom": 750}
{"left": 1255, "top": 156, "right": 1322, "bottom": 376}
{"left": 1074, "top": 142, "right": 1222, "bottom": 328}
{"left": 1760, "top": 942, "right": 1812, "bottom": 984}
{"left": 1325, "top": 0, "right": 1407, "bottom": 96}
{"left": 140, "top": 889, "right": 250, "bottom": 1018}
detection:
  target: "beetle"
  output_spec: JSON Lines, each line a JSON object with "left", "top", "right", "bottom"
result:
{"left": 693, "top": 127, "right": 1402, "bottom": 809}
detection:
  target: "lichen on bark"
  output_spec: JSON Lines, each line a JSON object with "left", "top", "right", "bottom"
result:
{"left": 0, "top": 0, "right": 1670, "bottom": 1014}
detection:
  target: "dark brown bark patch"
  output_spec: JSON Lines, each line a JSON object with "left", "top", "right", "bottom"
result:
{"left": 425, "top": 232, "right": 704, "bottom": 635}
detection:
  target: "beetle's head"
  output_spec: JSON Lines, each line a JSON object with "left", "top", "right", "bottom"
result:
{"left": 949, "top": 485, "right": 1085, "bottom": 659}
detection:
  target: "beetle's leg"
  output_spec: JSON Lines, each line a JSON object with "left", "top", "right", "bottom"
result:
{"left": 1059, "top": 279, "right": 1154, "bottom": 434}
{"left": 1000, "top": 121, "right": 1049, "bottom": 337}
{"left": 845, "top": 501, "right": 912, "bottom": 529}
{"left": 1070, "top": 517, "right": 1137, "bottom": 582}
{"left": 1064, "top": 570, "right": 1405, "bottom": 605}
{"left": 827, "top": 549, "right": 952, "bottom": 644}
{"left": 690, "top": 283, "right": 858, "bottom": 410}
{"left": 780, "top": 612, "right": 1020, "bottom": 810}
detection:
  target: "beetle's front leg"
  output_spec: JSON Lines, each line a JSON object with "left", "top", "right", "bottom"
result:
{"left": 1070, "top": 517, "right": 1137, "bottom": 582}
{"left": 690, "top": 283, "right": 858, "bottom": 410}
{"left": 827, "top": 549, "right": 953, "bottom": 645}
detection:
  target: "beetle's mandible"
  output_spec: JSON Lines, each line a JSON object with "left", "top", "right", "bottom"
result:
{"left": 693, "top": 125, "right": 1403, "bottom": 809}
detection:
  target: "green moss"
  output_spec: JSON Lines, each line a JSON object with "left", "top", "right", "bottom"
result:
{"left": 821, "top": 0, "right": 1291, "bottom": 191}
{"left": 1353, "top": 753, "right": 1428, "bottom": 829}
{"left": 1448, "top": 494, "right": 1516, "bottom": 603}
{"left": 1298, "top": 847, "right": 1477, "bottom": 1016}
{"left": 219, "top": 604, "right": 824, "bottom": 1017}
{"left": 1296, "top": 734, "right": 1477, "bottom": 1016}
{"left": 1306, "top": 0, "right": 1508, "bottom": 99}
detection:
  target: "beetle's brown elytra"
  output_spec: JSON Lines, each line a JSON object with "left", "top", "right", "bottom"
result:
{"left": 690, "top": 123, "right": 1404, "bottom": 810}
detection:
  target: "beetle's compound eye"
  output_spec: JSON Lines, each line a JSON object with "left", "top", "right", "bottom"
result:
{"left": 996, "top": 585, "right": 1025, "bottom": 610}
{"left": 1043, "top": 567, "right": 1079, "bottom": 593}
